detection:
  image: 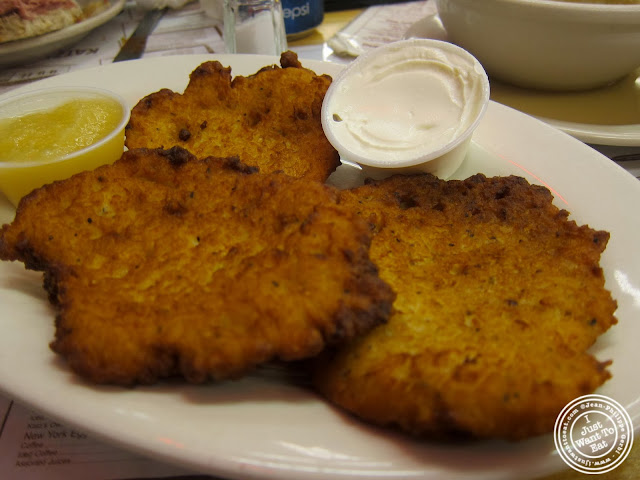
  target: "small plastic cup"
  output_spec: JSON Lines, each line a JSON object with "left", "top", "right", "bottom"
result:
{"left": 322, "top": 38, "right": 490, "bottom": 180}
{"left": 0, "top": 86, "right": 129, "bottom": 206}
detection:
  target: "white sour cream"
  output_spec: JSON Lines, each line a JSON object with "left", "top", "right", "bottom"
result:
{"left": 322, "top": 39, "right": 489, "bottom": 176}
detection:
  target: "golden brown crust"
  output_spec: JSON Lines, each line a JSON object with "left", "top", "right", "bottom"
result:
{"left": 125, "top": 52, "right": 340, "bottom": 183}
{"left": 313, "top": 173, "right": 617, "bottom": 440}
{"left": 0, "top": 147, "right": 394, "bottom": 385}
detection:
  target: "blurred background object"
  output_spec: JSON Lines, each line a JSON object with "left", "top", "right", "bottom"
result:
{"left": 282, "top": 0, "right": 324, "bottom": 39}
{"left": 201, "top": 0, "right": 223, "bottom": 19}
{"left": 435, "top": 0, "right": 640, "bottom": 91}
{"left": 223, "top": 0, "right": 288, "bottom": 54}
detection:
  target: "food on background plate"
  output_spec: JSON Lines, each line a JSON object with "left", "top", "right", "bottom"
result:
{"left": 125, "top": 51, "right": 340, "bottom": 183}
{"left": 313, "top": 173, "right": 617, "bottom": 440}
{"left": 0, "top": 147, "right": 394, "bottom": 385}
{"left": 81, "top": 0, "right": 109, "bottom": 17}
{"left": 0, "top": 0, "right": 83, "bottom": 43}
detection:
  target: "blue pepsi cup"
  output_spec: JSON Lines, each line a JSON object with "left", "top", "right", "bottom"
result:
{"left": 282, "top": 0, "right": 324, "bottom": 39}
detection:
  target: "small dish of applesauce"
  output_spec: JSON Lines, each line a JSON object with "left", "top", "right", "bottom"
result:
{"left": 0, "top": 86, "right": 129, "bottom": 206}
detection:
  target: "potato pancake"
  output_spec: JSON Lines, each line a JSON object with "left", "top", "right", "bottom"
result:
{"left": 125, "top": 52, "right": 340, "bottom": 182}
{"left": 313, "top": 173, "right": 617, "bottom": 440}
{"left": 0, "top": 147, "right": 394, "bottom": 385}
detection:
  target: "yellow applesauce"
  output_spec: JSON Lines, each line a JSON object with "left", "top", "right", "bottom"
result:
{"left": 0, "top": 97, "right": 123, "bottom": 163}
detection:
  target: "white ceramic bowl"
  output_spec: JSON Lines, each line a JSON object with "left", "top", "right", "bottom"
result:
{"left": 435, "top": 0, "right": 640, "bottom": 91}
{"left": 0, "top": 86, "right": 129, "bottom": 206}
{"left": 322, "top": 38, "right": 489, "bottom": 180}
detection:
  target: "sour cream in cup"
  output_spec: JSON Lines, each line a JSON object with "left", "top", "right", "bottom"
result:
{"left": 322, "top": 38, "right": 490, "bottom": 179}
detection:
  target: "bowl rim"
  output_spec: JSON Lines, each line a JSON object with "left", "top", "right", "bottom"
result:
{"left": 436, "top": 0, "right": 640, "bottom": 22}
{"left": 321, "top": 38, "right": 490, "bottom": 170}
{"left": 512, "top": 0, "right": 640, "bottom": 9}
{"left": 0, "top": 86, "right": 130, "bottom": 168}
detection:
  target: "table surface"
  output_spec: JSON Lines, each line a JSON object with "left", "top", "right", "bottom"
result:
{"left": 290, "top": 8, "right": 640, "bottom": 480}
{"left": 288, "top": 8, "right": 362, "bottom": 47}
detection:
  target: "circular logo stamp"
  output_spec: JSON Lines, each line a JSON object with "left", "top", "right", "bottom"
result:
{"left": 554, "top": 394, "right": 634, "bottom": 474}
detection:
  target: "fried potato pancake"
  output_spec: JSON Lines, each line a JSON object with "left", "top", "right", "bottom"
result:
{"left": 125, "top": 52, "right": 339, "bottom": 182}
{"left": 0, "top": 147, "right": 394, "bottom": 385}
{"left": 313, "top": 173, "right": 617, "bottom": 440}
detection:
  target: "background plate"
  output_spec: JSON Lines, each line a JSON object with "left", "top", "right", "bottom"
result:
{"left": 405, "top": 13, "right": 640, "bottom": 147}
{"left": 0, "top": 0, "right": 126, "bottom": 68}
{"left": 0, "top": 54, "right": 639, "bottom": 480}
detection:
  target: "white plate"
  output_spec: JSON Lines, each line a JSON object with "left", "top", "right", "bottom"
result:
{"left": 1, "top": 54, "right": 640, "bottom": 480}
{"left": 0, "top": 0, "right": 126, "bottom": 68}
{"left": 405, "top": 13, "right": 640, "bottom": 147}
